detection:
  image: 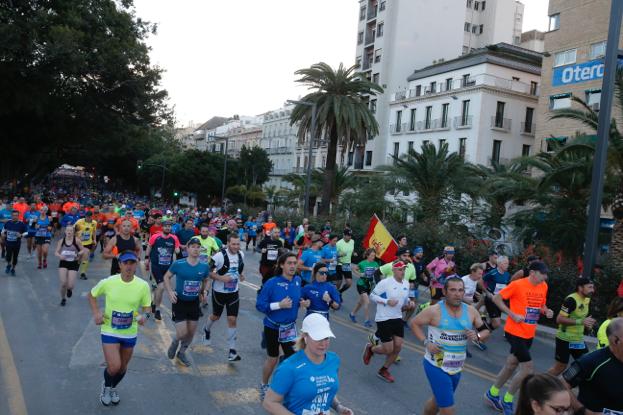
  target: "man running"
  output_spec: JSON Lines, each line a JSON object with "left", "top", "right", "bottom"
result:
{"left": 24, "top": 203, "right": 39, "bottom": 257}
{"left": 379, "top": 247, "right": 417, "bottom": 323}
{"left": 192, "top": 223, "right": 219, "bottom": 265}
{"left": 203, "top": 234, "right": 245, "bottom": 362}
{"left": 75, "top": 211, "right": 98, "bottom": 280}
{"left": 336, "top": 229, "right": 355, "bottom": 296}
{"left": 411, "top": 277, "right": 490, "bottom": 415}
{"left": 484, "top": 260, "right": 553, "bottom": 415}
{"left": 163, "top": 238, "right": 210, "bottom": 367}
{"left": 244, "top": 216, "right": 258, "bottom": 251}
{"left": 145, "top": 220, "right": 180, "bottom": 321}
{"left": 362, "top": 260, "right": 416, "bottom": 383}
{"left": 321, "top": 234, "right": 339, "bottom": 283}
{"left": 482, "top": 255, "right": 511, "bottom": 330}
{"left": 547, "top": 277, "right": 596, "bottom": 376}
{"left": 258, "top": 227, "right": 283, "bottom": 284}
{"left": 1, "top": 210, "right": 27, "bottom": 275}
{"left": 103, "top": 219, "right": 141, "bottom": 275}
{"left": 298, "top": 235, "right": 324, "bottom": 286}
{"left": 87, "top": 251, "right": 151, "bottom": 406}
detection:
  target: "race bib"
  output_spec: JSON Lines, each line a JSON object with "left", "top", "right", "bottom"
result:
{"left": 341, "top": 263, "right": 351, "bottom": 272}
{"left": 111, "top": 311, "right": 133, "bottom": 330}
{"left": 36, "top": 228, "right": 48, "bottom": 237}
{"left": 224, "top": 277, "right": 238, "bottom": 292}
{"left": 81, "top": 231, "right": 91, "bottom": 241}
{"left": 364, "top": 267, "right": 376, "bottom": 279}
{"left": 569, "top": 341, "right": 586, "bottom": 350}
{"left": 61, "top": 250, "right": 77, "bottom": 261}
{"left": 267, "top": 249, "right": 278, "bottom": 261}
{"left": 328, "top": 260, "right": 336, "bottom": 272}
{"left": 524, "top": 307, "right": 540, "bottom": 325}
{"left": 442, "top": 351, "right": 466, "bottom": 373}
{"left": 158, "top": 252, "right": 172, "bottom": 266}
{"left": 493, "top": 283, "right": 507, "bottom": 295}
{"left": 51, "top": 212, "right": 58, "bottom": 218}
{"left": 278, "top": 322, "right": 297, "bottom": 343}
{"left": 6, "top": 231, "right": 19, "bottom": 242}
{"left": 182, "top": 280, "right": 201, "bottom": 297}
{"left": 199, "top": 253, "right": 209, "bottom": 264}
{"left": 603, "top": 410, "right": 623, "bottom": 415}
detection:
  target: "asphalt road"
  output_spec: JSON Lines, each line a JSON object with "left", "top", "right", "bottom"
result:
{"left": 0, "top": 240, "right": 563, "bottom": 415}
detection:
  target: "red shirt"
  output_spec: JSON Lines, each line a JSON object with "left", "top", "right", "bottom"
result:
{"left": 617, "top": 279, "right": 623, "bottom": 298}
{"left": 12, "top": 202, "right": 28, "bottom": 221}
{"left": 149, "top": 224, "right": 163, "bottom": 236}
{"left": 62, "top": 201, "right": 79, "bottom": 214}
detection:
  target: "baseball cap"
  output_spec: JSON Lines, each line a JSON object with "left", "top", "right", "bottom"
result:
{"left": 187, "top": 238, "right": 202, "bottom": 247}
{"left": 413, "top": 246, "right": 424, "bottom": 254}
{"left": 392, "top": 260, "right": 407, "bottom": 269}
{"left": 396, "top": 247, "right": 410, "bottom": 256}
{"left": 301, "top": 313, "right": 335, "bottom": 341}
{"left": 118, "top": 251, "right": 138, "bottom": 263}
{"left": 528, "top": 260, "right": 549, "bottom": 275}
{"left": 444, "top": 246, "right": 455, "bottom": 254}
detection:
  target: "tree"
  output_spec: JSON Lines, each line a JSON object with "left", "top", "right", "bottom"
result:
{"left": 290, "top": 62, "right": 382, "bottom": 215}
{"left": 239, "top": 146, "right": 273, "bottom": 187}
{"left": 310, "top": 166, "right": 357, "bottom": 209}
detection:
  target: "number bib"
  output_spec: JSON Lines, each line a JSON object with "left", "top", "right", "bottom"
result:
{"left": 364, "top": 267, "right": 376, "bottom": 279}
{"left": 603, "top": 410, "right": 623, "bottom": 415}
{"left": 6, "top": 231, "right": 19, "bottom": 242}
{"left": 328, "top": 260, "right": 337, "bottom": 272}
{"left": 267, "top": 249, "right": 278, "bottom": 261}
{"left": 111, "top": 311, "right": 133, "bottom": 330}
{"left": 158, "top": 252, "right": 172, "bottom": 266}
{"left": 524, "top": 307, "right": 540, "bottom": 325}
{"left": 36, "top": 228, "right": 48, "bottom": 237}
{"left": 341, "top": 263, "right": 351, "bottom": 272}
{"left": 182, "top": 280, "right": 201, "bottom": 297}
{"left": 81, "top": 231, "right": 91, "bottom": 242}
{"left": 278, "top": 322, "right": 298, "bottom": 343}
{"left": 569, "top": 341, "right": 586, "bottom": 350}
{"left": 61, "top": 250, "right": 77, "bottom": 261}
{"left": 442, "top": 352, "right": 466, "bottom": 373}
{"left": 493, "top": 283, "right": 507, "bottom": 295}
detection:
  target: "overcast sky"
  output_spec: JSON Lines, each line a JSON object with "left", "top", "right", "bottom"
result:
{"left": 133, "top": 0, "right": 550, "bottom": 127}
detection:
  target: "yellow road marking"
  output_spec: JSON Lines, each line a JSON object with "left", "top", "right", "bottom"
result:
{"left": 210, "top": 388, "right": 260, "bottom": 407}
{"left": 196, "top": 363, "right": 238, "bottom": 377}
{"left": 0, "top": 315, "right": 28, "bottom": 415}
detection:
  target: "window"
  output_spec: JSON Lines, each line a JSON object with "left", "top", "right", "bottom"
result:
{"left": 373, "top": 73, "right": 380, "bottom": 84}
{"left": 380, "top": 1, "right": 386, "bottom": 11}
{"left": 495, "top": 101, "right": 506, "bottom": 127}
{"left": 425, "top": 106, "right": 433, "bottom": 129}
{"left": 409, "top": 109, "right": 417, "bottom": 131}
{"left": 408, "top": 141, "right": 414, "bottom": 152}
{"left": 445, "top": 78, "right": 453, "bottom": 91}
{"left": 358, "top": 32, "right": 364, "bottom": 44}
{"left": 548, "top": 13, "right": 560, "bottom": 31}
{"left": 550, "top": 94, "right": 572, "bottom": 110}
{"left": 377, "top": 22, "right": 384, "bottom": 37}
{"left": 360, "top": 7, "right": 366, "bottom": 21}
{"left": 439, "top": 139, "right": 446, "bottom": 148}
{"left": 590, "top": 41, "right": 606, "bottom": 59}
{"left": 393, "top": 142, "right": 400, "bottom": 159}
{"left": 475, "top": 1, "right": 479, "bottom": 10}
{"left": 524, "top": 107, "right": 534, "bottom": 132}
{"left": 530, "top": 81, "right": 538, "bottom": 95}
{"left": 429, "top": 81, "right": 437, "bottom": 93}
{"left": 481, "top": 1, "right": 485, "bottom": 10}
{"left": 462, "top": 73, "right": 472, "bottom": 87}
{"left": 522, "top": 145, "right": 531, "bottom": 157}
{"left": 472, "top": 25, "right": 478, "bottom": 33}
{"left": 422, "top": 140, "right": 430, "bottom": 147}
{"left": 365, "top": 151, "right": 373, "bottom": 166}
{"left": 441, "top": 103, "right": 449, "bottom": 128}
{"left": 479, "top": 24, "right": 484, "bottom": 34}
{"left": 464, "top": 22, "right": 471, "bottom": 32}
{"left": 459, "top": 138, "right": 467, "bottom": 158}
{"left": 492, "top": 140, "right": 502, "bottom": 165}
{"left": 415, "top": 85, "right": 422, "bottom": 96}
{"left": 462, "top": 46, "right": 469, "bottom": 54}
{"left": 370, "top": 99, "right": 377, "bottom": 114}
{"left": 461, "top": 99, "right": 470, "bottom": 124}
{"left": 586, "top": 89, "right": 601, "bottom": 108}
{"left": 355, "top": 56, "right": 362, "bottom": 68}
{"left": 466, "top": 0, "right": 473, "bottom": 7}
{"left": 395, "top": 110, "right": 402, "bottom": 131}
{"left": 374, "top": 49, "right": 382, "bottom": 63}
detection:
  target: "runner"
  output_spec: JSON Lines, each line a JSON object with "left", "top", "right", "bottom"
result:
{"left": 350, "top": 248, "right": 379, "bottom": 327}
{"left": 256, "top": 253, "right": 310, "bottom": 401}
{"left": 379, "top": 247, "right": 417, "bottom": 323}
{"left": 362, "top": 260, "right": 416, "bottom": 383}
{"left": 321, "top": 234, "right": 339, "bottom": 283}
{"left": 336, "top": 229, "right": 355, "bottom": 296}
{"left": 54, "top": 225, "right": 87, "bottom": 306}
{"left": 34, "top": 207, "right": 52, "bottom": 269}
{"left": 115, "top": 210, "right": 139, "bottom": 235}
{"left": 596, "top": 297, "right": 623, "bottom": 348}
{"left": 24, "top": 203, "right": 39, "bottom": 257}
{"left": 295, "top": 224, "right": 314, "bottom": 258}
{"left": 244, "top": 216, "right": 258, "bottom": 251}
{"left": 510, "top": 255, "right": 541, "bottom": 282}
{"left": 145, "top": 220, "right": 180, "bottom": 321}
{"left": 262, "top": 215, "right": 277, "bottom": 239}
{"left": 461, "top": 263, "right": 484, "bottom": 306}
{"left": 298, "top": 235, "right": 324, "bottom": 286}
{"left": 562, "top": 317, "right": 623, "bottom": 414}
{"left": 1, "top": 210, "right": 27, "bottom": 275}
{"left": 174, "top": 218, "right": 198, "bottom": 258}
{"left": 0, "top": 201, "right": 11, "bottom": 258}
{"left": 12, "top": 197, "right": 28, "bottom": 220}
{"left": 482, "top": 251, "right": 498, "bottom": 274}
{"left": 412, "top": 246, "right": 430, "bottom": 302}
{"left": 427, "top": 246, "right": 456, "bottom": 305}
{"left": 60, "top": 206, "right": 80, "bottom": 232}
{"left": 93, "top": 206, "right": 106, "bottom": 253}
{"left": 191, "top": 223, "right": 219, "bottom": 264}
{"left": 280, "top": 220, "right": 296, "bottom": 250}
{"left": 410, "top": 277, "right": 491, "bottom": 415}
{"left": 87, "top": 250, "right": 151, "bottom": 406}
{"left": 258, "top": 227, "right": 283, "bottom": 284}
{"left": 202, "top": 234, "right": 245, "bottom": 362}
{"left": 75, "top": 211, "right": 98, "bottom": 280}
{"left": 263, "top": 313, "right": 354, "bottom": 415}
{"left": 163, "top": 238, "right": 210, "bottom": 367}
{"left": 103, "top": 219, "right": 142, "bottom": 275}
{"left": 302, "top": 262, "right": 341, "bottom": 319}
{"left": 484, "top": 260, "right": 553, "bottom": 415}
{"left": 547, "top": 277, "right": 596, "bottom": 376}
{"left": 482, "top": 255, "right": 511, "bottom": 330}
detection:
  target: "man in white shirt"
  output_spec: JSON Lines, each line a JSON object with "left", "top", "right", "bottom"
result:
{"left": 362, "top": 260, "right": 416, "bottom": 383}
{"left": 461, "top": 263, "right": 484, "bottom": 305}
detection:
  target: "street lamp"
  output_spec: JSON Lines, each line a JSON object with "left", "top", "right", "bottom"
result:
{"left": 137, "top": 160, "right": 169, "bottom": 198}
{"left": 210, "top": 134, "right": 230, "bottom": 212}
{"left": 287, "top": 99, "right": 317, "bottom": 217}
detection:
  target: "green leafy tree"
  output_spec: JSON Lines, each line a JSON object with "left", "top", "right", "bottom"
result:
{"left": 311, "top": 166, "right": 357, "bottom": 210}
{"left": 290, "top": 63, "right": 382, "bottom": 214}
{"left": 238, "top": 146, "right": 273, "bottom": 187}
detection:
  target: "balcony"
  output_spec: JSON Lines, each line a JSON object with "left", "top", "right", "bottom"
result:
{"left": 266, "top": 146, "right": 292, "bottom": 155}
{"left": 454, "top": 115, "right": 473, "bottom": 129}
{"left": 367, "top": 4, "right": 378, "bottom": 20}
{"left": 491, "top": 116, "right": 512, "bottom": 132}
{"left": 365, "top": 31, "right": 376, "bottom": 45}
{"left": 520, "top": 122, "right": 536, "bottom": 136}
{"left": 363, "top": 59, "right": 373, "bottom": 71}
{"left": 394, "top": 90, "right": 407, "bottom": 101}
{"left": 415, "top": 118, "right": 450, "bottom": 132}
{"left": 390, "top": 123, "right": 406, "bottom": 134}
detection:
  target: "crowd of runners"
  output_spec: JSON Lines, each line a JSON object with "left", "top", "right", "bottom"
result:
{"left": 1, "top": 190, "right": 623, "bottom": 415}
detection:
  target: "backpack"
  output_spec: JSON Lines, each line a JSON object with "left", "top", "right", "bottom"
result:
{"left": 216, "top": 248, "right": 245, "bottom": 275}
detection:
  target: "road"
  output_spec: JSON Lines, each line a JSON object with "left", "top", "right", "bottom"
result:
{"left": 0, "top": 241, "right": 562, "bottom": 415}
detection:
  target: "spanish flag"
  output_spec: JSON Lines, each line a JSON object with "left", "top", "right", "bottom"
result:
{"left": 362, "top": 214, "right": 398, "bottom": 263}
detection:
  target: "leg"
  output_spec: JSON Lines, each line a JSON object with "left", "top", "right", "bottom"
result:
{"left": 383, "top": 336, "right": 403, "bottom": 368}
{"left": 153, "top": 282, "right": 165, "bottom": 309}
{"left": 262, "top": 356, "right": 278, "bottom": 384}
{"left": 67, "top": 270, "right": 78, "bottom": 292}
{"left": 42, "top": 244, "right": 49, "bottom": 264}
{"left": 423, "top": 397, "right": 439, "bottom": 415}
{"left": 493, "top": 354, "right": 519, "bottom": 389}
{"left": 58, "top": 268, "right": 68, "bottom": 299}
{"left": 102, "top": 343, "right": 123, "bottom": 378}
{"left": 507, "top": 360, "right": 533, "bottom": 396}
{"left": 362, "top": 293, "right": 370, "bottom": 321}
{"left": 339, "top": 276, "right": 353, "bottom": 294}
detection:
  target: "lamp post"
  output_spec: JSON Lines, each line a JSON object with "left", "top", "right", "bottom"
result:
{"left": 581, "top": 0, "right": 623, "bottom": 278}
{"left": 137, "top": 160, "right": 168, "bottom": 199}
{"left": 210, "top": 135, "right": 230, "bottom": 212}
{"left": 287, "top": 99, "right": 317, "bottom": 217}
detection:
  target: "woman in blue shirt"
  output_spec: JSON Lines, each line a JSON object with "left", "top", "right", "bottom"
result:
{"left": 263, "top": 313, "right": 353, "bottom": 415}
{"left": 244, "top": 216, "right": 258, "bottom": 251}
{"left": 34, "top": 207, "right": 52, "bottom": 269}
{"left": 302, "top": 263, "right": 341, "bottom": 319}
{"left": 256, "top": 252, "right": 310, "bottom": 402}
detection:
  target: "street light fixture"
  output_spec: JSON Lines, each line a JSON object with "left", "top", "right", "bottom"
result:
{"left": 287, "top": 99, "right": 317, "bottom": 217}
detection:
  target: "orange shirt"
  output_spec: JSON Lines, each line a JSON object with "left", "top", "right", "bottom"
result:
{"left": 500, "top": 277, "right": 548, "bottom": 339}
{"left": 12, "top": 202, "right": 28, "bottom": 220}
{"left": 93, "top": 213, "right": 106, "bottom": 229}
{"left": 263, "top": 222, "right": 276, "bottom": 234}
{"left": 62, "top": 202, "right": 79, "bottom": 214}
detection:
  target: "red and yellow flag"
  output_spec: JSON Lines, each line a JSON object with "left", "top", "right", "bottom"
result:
{"left": 362, "top": 214, "right": 398, "bottom": 263}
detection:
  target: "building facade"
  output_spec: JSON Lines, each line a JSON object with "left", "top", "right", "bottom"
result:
{"left": 535, "top": 0, "right": 619, "bottom": 152}
{"left": 520, "top": 30, "right": 545, "bottom": 53}
{"left": 260, "top": 106, "right": 299, "bottom": 187}
{"left": 354, "top": 0, "right": 525, "bottom": 169}
{"left": 226, "top": 126, "right": 262, "bottom": 157}
{"left": 387, "top": 43, "right": 542, "bottom": 166}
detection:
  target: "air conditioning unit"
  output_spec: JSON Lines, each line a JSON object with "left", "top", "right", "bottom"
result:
{"left": 590, "top": 103, "right": 600, "bottom": 111}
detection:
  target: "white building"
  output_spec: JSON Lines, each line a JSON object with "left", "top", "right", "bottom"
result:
{"left": 195, "top": 116, "right": 263, "bottom": 153}
{"left": 387, "top": 43, "right": 542, "bottom": 166}
{"left": 354, "top": 0, "right": 525, "bottom": 168}
{"left": 520, "top": 30, "right": 545, "bottom": 53}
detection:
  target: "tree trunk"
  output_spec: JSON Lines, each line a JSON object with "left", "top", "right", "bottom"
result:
{"left": 319, "top": 131, "right": 338, "bottom": 216}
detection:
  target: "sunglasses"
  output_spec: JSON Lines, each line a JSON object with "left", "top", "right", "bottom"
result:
{"left": 317, "top": 271, "right": 328, "bottom": 276}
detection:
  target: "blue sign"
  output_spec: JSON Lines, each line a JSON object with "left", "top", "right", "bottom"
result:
{"left": 552, "top": 58, "right": 623, "bottom": 87}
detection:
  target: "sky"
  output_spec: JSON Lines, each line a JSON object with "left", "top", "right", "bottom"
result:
{"left": 133, "top": 0, "right": 550, "bottom": 127}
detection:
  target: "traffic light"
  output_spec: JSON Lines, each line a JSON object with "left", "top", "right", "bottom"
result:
{"left": 137, "top": 160, "right": 143, "bottom": 170}
{"left": 173, "top": 191, "right": 179, "bottom": 197}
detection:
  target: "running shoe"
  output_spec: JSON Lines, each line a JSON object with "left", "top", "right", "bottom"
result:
{"left": 37, "top": 263, "right": 42, "bottom": 269}
{"left": 259, "top": 383, "right": 269, "bottom": 402}
{"left": 176, "top": 351, "right": 191, "bottom": 367}
{"left": 67, "top": 289, "right": 73, "bottom": 298}
{"left": 368, "top": 332, "right": 379, "bottom": 346}
{"left": 80, "top": 273, "right": 87, "bottom": 280}
{"left": 110, "top": 388, "right": 120, "bottom": 405}
{"left": 395, "top": 355, "right": 401, "bottom": 363}
{"left": 362, "top": 343, "right": 374, "bottom": 365}
{"left": 228, "top": 350, "right": 241, "bottom": 362}
{"left": 363, "top": 320, "right": 373, "bottom": 328}
{"left": 472, "top": 339, "right": 488, "bottom": 351}
{"left": 167, "top": 340, "right": 179, "bottom": 359}
{"left": 349, "top": 313, "right": 357, "bottom": 323}
{"left": 100, "top": 382, "right": 112, "bottom": 406}
{"left": 484, "top": 390, "right": 503, "bottom": 412}
{"left": 377, "top": 367, "right": 395, "bottom": 383}
{"left": 60, "top": 298, "right": 66, "bottom": 306}
{"left": 10, "top": 268, "right": 15, "bottom": 276}
{"left": 154, "top": 310, "right": 162, "bottom": 321}
{"left": 4, "top": 265, "right": 10, "bottom": 274}
{"left": 43, "top": 261, "right": 47, "bottom": 269}
{"left": 203, "top": 328, "right": 211, "bottom": 346}
{"left": 502, "top": 401, "right": 514, "bottom": 415}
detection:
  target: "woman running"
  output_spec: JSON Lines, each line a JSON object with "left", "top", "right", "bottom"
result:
{"left": 34, "top": 207, "right": 52, "bottom": 269}
{"left": 54, "top": 225, "right": 87, "bottom": 306}
{"left": 349, "top": 248, "right": 379, "bottom": 327}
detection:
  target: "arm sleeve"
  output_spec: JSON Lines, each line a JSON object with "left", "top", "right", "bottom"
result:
{"left": 559, "top": 296, "right": 576, "bottom": 316}
{"left": 90, "top": 278, "right": 107, "bottom": 298}
{"left": 370, "top": 280, "right": 387, "bottom": 304}
{"left": 562, "top": 360, "right": 585, "bottom": 388}
{"left": 426, "top": 258, "right": 438, "bottom": 272}
{"left": 173, "top": 235, "right": 180, "bottom": 249}
{"left": 256, "top": 280, "right": 273, "bottom": 314}
{"left": 269, "top": 361, "right": 294, "bottom": 396}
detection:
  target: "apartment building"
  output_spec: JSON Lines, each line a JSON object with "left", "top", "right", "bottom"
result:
{"left": 535, "top": 0, "right": 622, "bottom": 152}
{"left": 386, "top": 43, "right": 542, "bottom": 166}
{"left": 260, "top": 106, "right": 298, "bottom": 187}
{"left": 226, "top": 125, "right": 262, "bottom": 157}
{"left": 354, "top": 0, "right": 525, "bottom": 168}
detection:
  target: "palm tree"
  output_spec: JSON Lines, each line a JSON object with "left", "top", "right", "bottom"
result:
{"left": 310, "top": 166, "right": 357, "bottom": 209}
{"left": 386, "top": 142, "right": 470, "bottom": 224}
{"left": 283, "top": 172, "right": 320, "bottom": 210}
{"left": 549, "top": 71, "right": 623, "bottom": 267}
{"left": 290, "top": 62, "right": 382, "bottom": 215}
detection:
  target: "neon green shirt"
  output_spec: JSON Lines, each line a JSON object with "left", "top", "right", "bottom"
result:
{"left": 379, "top": 262, "right": 417, "bottom": 282}
{"left": 91, "top": 275, "right": 151, "bottom": 338}
{"left": 597, "top": 319, "right": 611, "bottom": 349}
{"left": 193, "top": 236, "right": 219, "bottom": 262}
{"left": 336, "top": 239, "right": 354, "bottom": 264}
